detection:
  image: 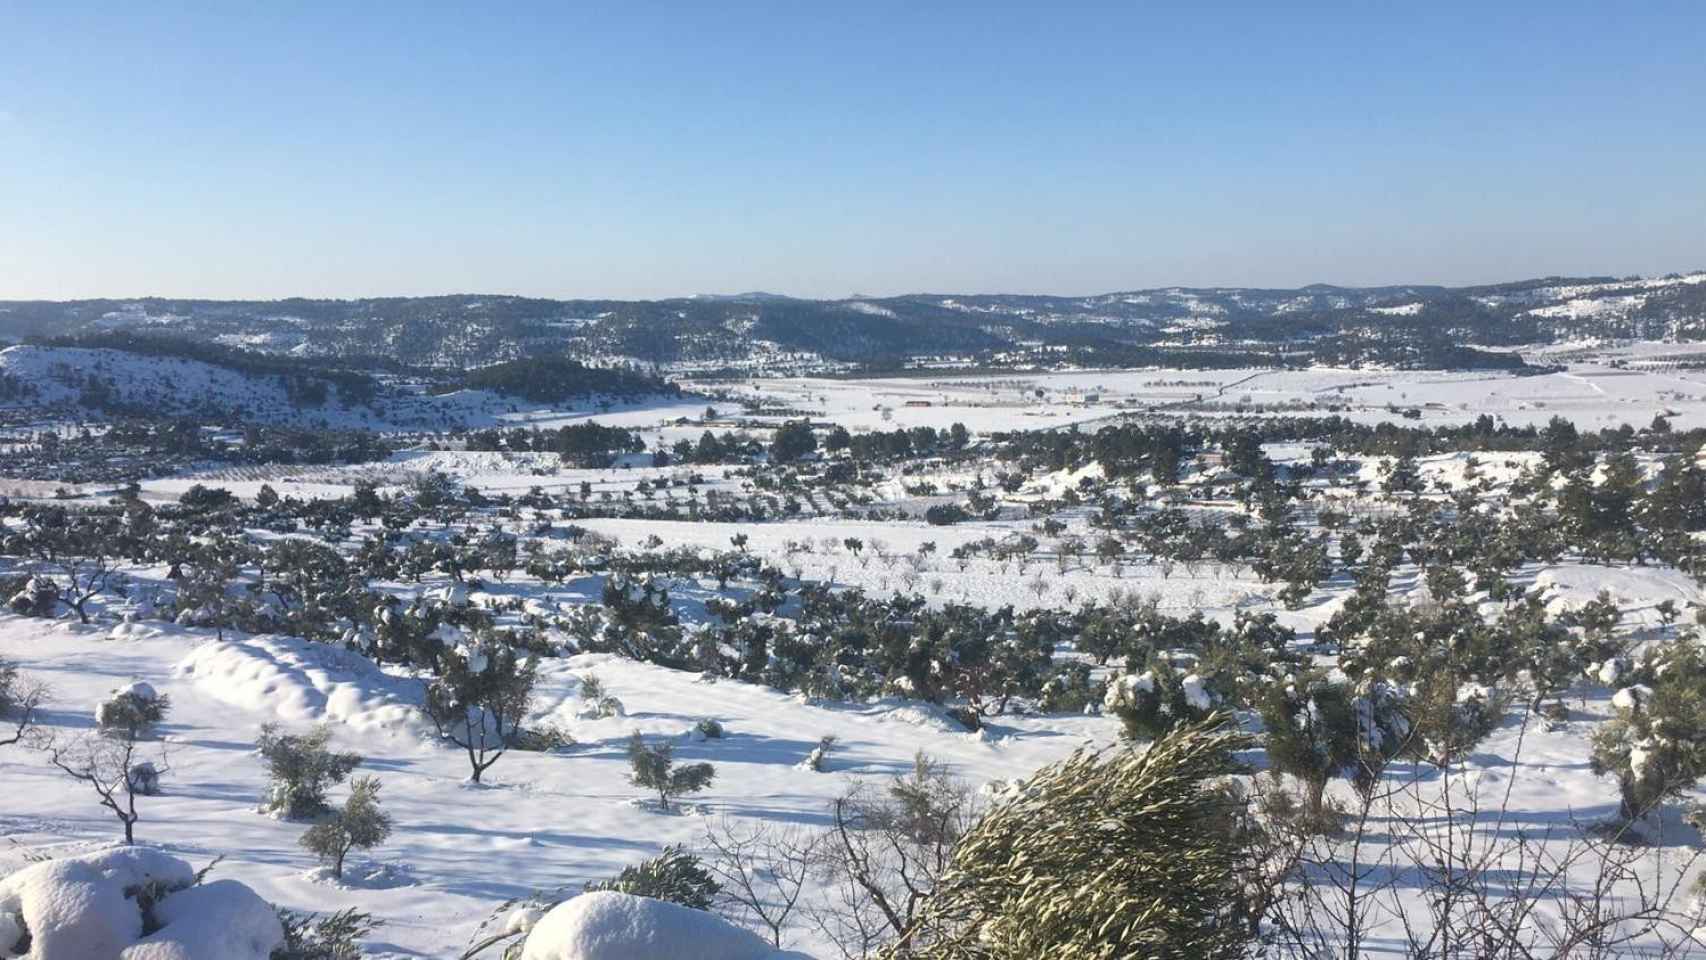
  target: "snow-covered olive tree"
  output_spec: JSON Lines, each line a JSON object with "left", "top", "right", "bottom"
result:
{"left": 423, "top": 628, "right": 538, "bottom": 783}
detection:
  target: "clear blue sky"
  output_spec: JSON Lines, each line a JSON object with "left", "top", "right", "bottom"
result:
{"left": 1, "top": 2, "right": 1702, "bottom": 300}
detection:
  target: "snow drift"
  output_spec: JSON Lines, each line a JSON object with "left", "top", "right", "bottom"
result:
{"left": 519, "top": 891, "right": 813, "bottom": 960}
{"left": 175, "top": 634, "right": 420, "bottom": 731}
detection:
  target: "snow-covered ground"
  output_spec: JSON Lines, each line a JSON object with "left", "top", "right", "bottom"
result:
{"left": 692, "top": 359, "right": 1706, "bottom": 433}
{"left": 6, "top": 359, "right": 1706, "bottom": 957}
{"left": 0, "top": 618, "right": 1108, "bottom": 958}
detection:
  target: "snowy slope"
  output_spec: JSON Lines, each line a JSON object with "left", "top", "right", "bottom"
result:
{"left": 0, "top": 617, "right": 1110, "bottom": 958}
{"left": 0, "top": 345, "right": 376, "bottom": 426}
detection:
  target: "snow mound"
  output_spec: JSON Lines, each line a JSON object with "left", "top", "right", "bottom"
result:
{"left": 175, "top": 635, "right": 421, "bottom": 732}
{"left": 120, "top": 880, "right": 281, "bottom": 960}
{"left": 519, "top": 891, "right": 811, "bottom": 960}
{"left": 870, "top": 701, "right": 972, "bottom": 735}
{"left": 0, "top": 847, "right": 280, "bottom": 960}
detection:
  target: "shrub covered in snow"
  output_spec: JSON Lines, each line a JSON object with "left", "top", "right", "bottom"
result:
{"left": 127, "top": 760, "right": 162, "bottom": 797}
{"left": 573, "top": 674, "right": 624, "bottom": 720}
{"left": 0, "top": 847, "right": 282, "bottom": 960}
{"left": 1034, "top": 661, "right": 1099, "bottom": 714}
{"left": 800, "top": 735, "right": 837, "bottom": 773}
{"left": 256, "top": 723, "right": 364, "bottom": 820}
{"left": 1102, "top": 660, "right": 1216, "bottom": 740}
{"left": 96, "top": 682, "right": 170, "bottom": 740}
{"left": 5, "top": 576, "right": 60, "bottom": 619}
{"left": 584, "top": 846, "right": 720, "bottom": 911}
{"left": 1259, "top": 672, "right": 1407, "bottom": 824}
{"left": 1406, "top": 675, "right": 1508, "bottom": 767}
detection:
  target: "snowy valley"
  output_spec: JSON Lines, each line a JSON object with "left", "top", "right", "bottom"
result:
{"left": 5, "top": 333, "right": 1706, "bottom": 958}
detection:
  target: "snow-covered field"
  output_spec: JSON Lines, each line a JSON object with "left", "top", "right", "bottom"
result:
{"left": 702, "top": 360, "right": 1706, "bottom": 433}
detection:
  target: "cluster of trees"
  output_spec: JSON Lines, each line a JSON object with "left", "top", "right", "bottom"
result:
{"left": 4, "top": 420, "right": 392, "bottom": 485}
{"left": 453, "top": 355, "right": 676, "bottom": 403}
{"left": 465, "top": 420, "right": 646, "bottom": 467}
{"left": 1002, "top": 411, "right": 1705, "bottom": 477}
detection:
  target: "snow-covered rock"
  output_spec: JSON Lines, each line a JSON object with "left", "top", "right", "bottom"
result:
{"left": 519, "top": 891, "right": 812, "bottom": 960}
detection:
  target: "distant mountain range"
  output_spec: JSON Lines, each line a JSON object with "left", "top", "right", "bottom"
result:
{"left": 1, "top": 272, "right": 1702, "bottom": 373}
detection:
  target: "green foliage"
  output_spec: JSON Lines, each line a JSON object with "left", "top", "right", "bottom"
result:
{"left": 924, "top": 503, "right": 971, "bottom": 526}
{"left": 886, "top": 717, "right": 1253, "bottom": 960}
{"left": 300, "top": 776, "right": 393, "bottom": 879}
{"left": 1036, "top": 661, "right": 1099, "bottom": 714}
{"left": 769, "top": 419, "right": 818, "bottom": 463}
{"left": 257, "top": 723, "right": 364, "bottom": 820}
{"left": 1259, "top": 673, "right": 1404, "bottom": 822}
{"left": 1590, "top": 638, "right": 1706, "bottom": 824}
{"left": 508, "top": 723, "right": 575, "bottom": 753}
{"left": 0, "top": 659, "right": 21, "bottom": 718}
{"left": 178, "top": 484, "right": 239, "bottom": 512}
{"left": 1406, "top": 674, "right": 1508, "bottom": 767}
{"left": 422, "top": 631, "right": 539, "bottom": 783}
{"left": 549, "top": 421, "right": 646, "bottom": 468}
{"left": 626, "top": 732, "right": 715, "bottom": 808}
{"left": 1102, "top": 660, "right": 1214, "bottom": 740}
{"left": 584, "top": 845, "right": 720, "bottom": 910}
{"left": 456, "top": 356, "right": 674, "bottom": 404}
{"left": 96, "top": 686, "right": 170, "bottom": 740}
{"left": 272, "top": 908, "right": 381, "bottom": 960}
{"left": 576, "top": 673, "right": 625, "bottom": 719}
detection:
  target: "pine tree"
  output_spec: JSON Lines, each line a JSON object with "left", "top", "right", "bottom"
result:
{"left": 1591, "top": 639, "right": 1706, "bottom": 825}
{"left": 627, "top": 732, "right": 715, "bottom": 809}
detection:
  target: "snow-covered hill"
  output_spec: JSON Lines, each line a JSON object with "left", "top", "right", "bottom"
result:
{"left": 5, "top": 271, "right": 1704, "bottom": 372}
{"left": 0, "top": 344, "right": 705, "bottom": 431}
{"left": 0, "top": 345, "right": 381, "bottom": 426}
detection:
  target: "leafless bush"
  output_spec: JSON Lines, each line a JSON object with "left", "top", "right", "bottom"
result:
{"left": 1254, "top": 712, "right": 1706, "bottom": 960}
{"left": 702, "top": 818, "right": 818, "bottom": 948}
{"left": 0, "top": 660, "right": 47, "bottom": 748}
{"left": 813, "top": 753, "right": 975, "bottom": 958}
{"left": 46, "top": 729, "right": 170, "bottom": 844}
